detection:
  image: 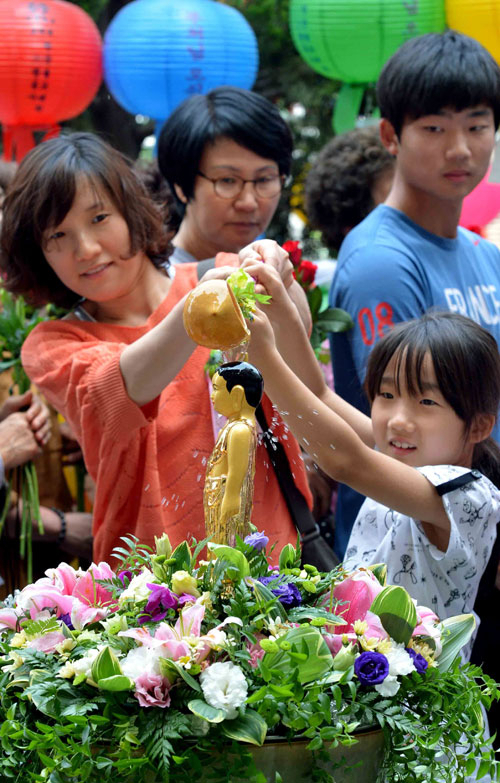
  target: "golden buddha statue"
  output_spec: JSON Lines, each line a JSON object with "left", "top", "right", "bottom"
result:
{"left": 204, "top": 362, "right": 263, "bottom": 545}
{"left": 183, "top": 278, "right": 263, "bottom": 545}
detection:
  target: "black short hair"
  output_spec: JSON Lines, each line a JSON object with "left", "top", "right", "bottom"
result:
{"left": 305, "top": 126, "right": 394, "bottom": 253}
{"left": 377, "top": 30, "right": 500, "bottom": 137}
{"left": 217, "top": 361, "right": 264, "bottom": 409}
{"left": 365, "top": 311, "right": 500, "bottom": 487}
{"left": 157, "top": 86, "right": 293, "bottom": 216}
{"left": 1, "top": 132, "right": 170, "bottom": 308}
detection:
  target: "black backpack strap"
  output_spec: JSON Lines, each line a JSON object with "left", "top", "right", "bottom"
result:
{"left": 197, "top": 257, "right": 216, "bottom": 280}
{"left": 255, "top": 404, "right": 318, "bottom": 541}
{"left": 435, "top": 469, "right": 482, "bottom": 497}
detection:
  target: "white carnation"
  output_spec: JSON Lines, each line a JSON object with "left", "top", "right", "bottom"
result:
{"left": 375, "top": 674, "right": 400, "bottom": 697}
{"left": 386, "top": 643, "right": 416, "bottom": 676}
{"left": 118, "top": 568, "right": 156, "bottom": 604}
{"left": 374, "top": 644, "right": 415, "bottom": 697}
{"left": 200, "top": 661, "right": 248, "bottom": 719}
{"left": 120, "top": 646, "right": 161, "bottom": 681}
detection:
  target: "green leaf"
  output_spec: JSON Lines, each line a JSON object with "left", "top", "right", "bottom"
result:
{"left": 278, "top": 543, "right": 296, "bottom": 571}
{"left": 207, "top": 543, "right": 250, "bottom": 577}
{"left": 170, "top": 541, "right": 192, "bottom": 571}
{"left": 436, "top": 614, "right": 476, "bottom": 672}
{"left": 260, "top": 625, "right": 334, "bottom": 684}
{"left": 367, "top": 563, "right": 387, "bottom": 587}
{"left": 97, "top": 675, "right": 134, "bottom": 692}
{"left": 314, "top": 307, "right": 354, "bottom": 333}
{"left": 187, "top": 699, "right": 225, "bottom": 723}
{"left": 306, "top": 286, "right": 323, "bottom": 319}
{"left": 91, "top": 646, "right": 122, "bottom": 682}
{"left": 227, "top": 269, "right": 270, "bottom": 319}
{"left": 370, "top": 585, "right": 417, "bottom": 645}
{"left": 160, "top": 659, "right": 202, "bottom": 692}
{"left": 221, "top": 709, "right": 267, "bottom": 746}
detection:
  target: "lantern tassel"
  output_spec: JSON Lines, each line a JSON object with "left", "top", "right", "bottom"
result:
{"left": 2, "top": 124, "right": 61, "bottom": 162}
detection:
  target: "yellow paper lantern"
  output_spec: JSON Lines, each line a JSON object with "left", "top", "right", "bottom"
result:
{"left": 446, "top": 0, "right": 500, "bottom": 62}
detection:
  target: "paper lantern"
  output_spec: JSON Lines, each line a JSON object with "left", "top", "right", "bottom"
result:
{"left": 103, "top": 0, "right": 258, "bottom": 124}
{"left": 446, "top": 0, "right": 500, "bottom": 63}
{"left": 0, "top": 0, "right": 102, "bottom": 160}
{"left": 290, "top": 0, "right": 446, "bottom": 84}
{"left": 290, "top": 0, "right": 445, "bottom": 133}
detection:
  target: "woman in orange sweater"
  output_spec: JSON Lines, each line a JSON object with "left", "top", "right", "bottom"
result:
{"left": 0, "top": 132, "right": 311, "bottom": 565}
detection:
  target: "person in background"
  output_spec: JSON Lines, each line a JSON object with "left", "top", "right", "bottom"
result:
{"left": 305, "top": 126, "right": 394, "bottom": 256}
{"left": 157, "top": 86, "right": 311, "bottom": 331}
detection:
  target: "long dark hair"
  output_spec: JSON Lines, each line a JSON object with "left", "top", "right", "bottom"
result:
{"left": 365, "top": 311, "right": 500, "bottom": 488}
{"left": 0, "top": 132, "right": 171, "bottom": 308}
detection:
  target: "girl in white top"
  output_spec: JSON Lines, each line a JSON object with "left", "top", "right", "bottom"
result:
{"left": 244, "top": 263, "right": 500, "bottom": 650}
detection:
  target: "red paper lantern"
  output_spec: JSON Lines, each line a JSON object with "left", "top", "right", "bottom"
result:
{"left": 0, "top": 0, "right": 102, "bottom": 160}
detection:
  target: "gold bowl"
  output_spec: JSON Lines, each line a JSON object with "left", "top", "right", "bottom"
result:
{"left": 183, "top": 279, "right": 250, "bottom": 350}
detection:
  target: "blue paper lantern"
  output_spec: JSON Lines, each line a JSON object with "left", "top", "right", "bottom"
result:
{"left": 103, "top": 0, "right": 258, "bottom": 123}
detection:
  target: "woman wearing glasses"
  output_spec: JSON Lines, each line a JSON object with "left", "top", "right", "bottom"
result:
{"left": 157, "top": 86, "right": 310, "bottom": 325}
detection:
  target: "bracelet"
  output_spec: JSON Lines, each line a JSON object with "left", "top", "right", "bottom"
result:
{"left": 50, "top": 507, "right": 67, "bottom": 544}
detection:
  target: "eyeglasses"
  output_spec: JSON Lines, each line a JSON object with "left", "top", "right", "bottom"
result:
{"left": 197, "top": 171, "right": 284, "bottom": 199}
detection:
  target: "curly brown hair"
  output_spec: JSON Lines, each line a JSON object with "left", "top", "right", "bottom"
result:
{"left": 0, "top": 132, "right": 172, "bottom": 308}
{"left": 305, "top": 126, "right": 394, "bottom": 254}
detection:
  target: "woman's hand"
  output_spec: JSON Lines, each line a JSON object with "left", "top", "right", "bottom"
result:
{"left": 239, "top": 239, "right": 294, "bottom": 289}
{"left": 25, "top": 395, "right": 51, "bottom": 447}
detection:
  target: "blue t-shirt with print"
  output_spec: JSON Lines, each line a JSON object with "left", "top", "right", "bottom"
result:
{"left": 329, "top": 204, "right": 500, "bottom": 557}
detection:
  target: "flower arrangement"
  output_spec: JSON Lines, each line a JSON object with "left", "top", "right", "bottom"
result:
{"left": 0, "top": 532, "right": 498, "bottom": 783}
{"left": 282, "top": 240, "right": 352, "bottom": 359}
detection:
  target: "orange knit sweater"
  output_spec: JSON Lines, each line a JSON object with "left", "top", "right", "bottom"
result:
{"left": 22, "top": 262, "right": 312, "bottom": 565}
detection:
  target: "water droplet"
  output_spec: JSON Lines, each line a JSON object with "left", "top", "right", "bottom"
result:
{"left": 175, "top": 504, "right": 179, "bottom": 511}
{"left": 197, "top": 474, "right": 202, "bottom": 482}
{"left": 329, "top": 443, "right": 336, "bottom": 450}
{"left": 312, "top": 409, "right": 319, "bottom": 415}
{"left": 201, "top": 456, "right": 207, "bottom": 466}
{"left": 181, "top": 500, "right": 186, "bottom": 508}
{"left": 302, "top": 437, "right": 310, "bottom": 446}
{"left": 297, "top": 414, "right": 303, "bottom": 419}
{"left": 193, "top": 450, "right": 199, "bottom": 459}
{"left": 144, "top": 484, "right": 150, "bottom": 492}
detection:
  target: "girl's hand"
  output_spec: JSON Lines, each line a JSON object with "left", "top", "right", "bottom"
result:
{"left": 247, "top": 305, "right": 278, "bottom": 366}
{"left": 243, "top": 260, "right": 303, "bottom": 332}
{"left": 239, "top": 239, "right": 294, "bottom": 289}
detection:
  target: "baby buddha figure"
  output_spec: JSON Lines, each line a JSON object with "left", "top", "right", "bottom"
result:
{"left": 204, "top": 361, "right": 263, "bottom": 546}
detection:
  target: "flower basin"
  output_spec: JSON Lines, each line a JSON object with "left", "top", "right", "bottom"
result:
{"left": 247, "top": 728, "right": 384, "bottom": 782}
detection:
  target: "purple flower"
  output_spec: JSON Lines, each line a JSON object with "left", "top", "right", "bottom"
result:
{"left": 58, "top": 612, "right": 74, "bottom": 630}
{"left": 354, "top": 651, "right": 389, "bottom": 686}
{"left": 178, "top": 593, "right": 197, "bottom": 607}
{"left": 406, "top": 647, "right": 429, "bottom": 674}
{"left": 138, "top": 584, "right": 179, "bottom": 624}
{"left": 118, "top": 570, "right": 133, "bottom": 586}
{"left": 244, "top": 531, "right": 269, "bottom": 551}
{"left": 258, "top": 576, "right": 302, "bottom": 607}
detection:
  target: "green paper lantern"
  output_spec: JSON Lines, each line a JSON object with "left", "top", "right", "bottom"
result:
{"left": 289, "top": 0, "right": 446, "bottom": 85}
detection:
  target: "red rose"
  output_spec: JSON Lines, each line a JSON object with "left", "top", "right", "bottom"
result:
{"left": 282, "top": 240, "right": 302, "bottom": 267}
{"left": 297, "top": 259, "right": 317, "bottom": 285}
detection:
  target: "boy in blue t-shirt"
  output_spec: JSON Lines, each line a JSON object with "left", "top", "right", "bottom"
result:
{"left": 329, "top": 30, "right": 500, "bottom": 745}
{"left": 330, "top": 30, "right": 500, "bottom": 556}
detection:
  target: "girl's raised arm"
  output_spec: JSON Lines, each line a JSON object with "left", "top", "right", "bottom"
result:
{"left": 244, "top": 261, "right": 374, "bottom": 448}
{"left": 250, "top": 307, "right": 452, "bottom": 546}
